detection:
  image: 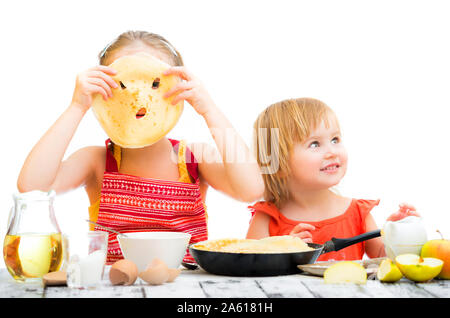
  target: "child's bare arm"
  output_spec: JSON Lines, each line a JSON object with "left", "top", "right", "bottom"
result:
{"left": 189, "top": 138, "right": 263, "bottom": 202}
{"left": 164, "top": 67, "right": 264, "bottom": 202}
{"left": 201, "top": 110, "right": 264, "bottom": 202}
{"left": 46, "top": 146, "right": 104, "bottom": 194}
{"left": 246, "top": 212, "right": 271, "bottom": 239}
{"left": 17, "top": 105, "right": 88, "bottom": 192}
{"left": 17, "top": 65, "right": 117, "bottom": 193}
{"left": 364, "top": 214, "right": 386, "bottom": 258}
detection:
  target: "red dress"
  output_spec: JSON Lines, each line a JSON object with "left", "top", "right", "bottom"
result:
{"left": 248, "top": 199, "right": 380, "bottom": 261}
{"left": 94, "top": 138, "right": 208, "bottom": 265}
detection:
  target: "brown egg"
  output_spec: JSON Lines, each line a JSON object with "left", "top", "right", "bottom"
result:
{"left": 167, "top": 268, "right": 181, "bottom": 282}
{"left": 109, "top": 259, "right": 139, "bottom": 286}
{"left": 138, "top": 258, "right": 170, "bottom": 285}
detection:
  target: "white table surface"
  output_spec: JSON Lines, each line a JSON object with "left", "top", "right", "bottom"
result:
{"left": 1, "top": 266, "right": 449, "bottom": 299}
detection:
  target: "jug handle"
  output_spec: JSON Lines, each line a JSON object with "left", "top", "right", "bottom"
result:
{"left": 6, "top": 207, "right": 14, "bottom": 234}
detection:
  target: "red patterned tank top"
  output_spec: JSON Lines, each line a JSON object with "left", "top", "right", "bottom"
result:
{"left": 94, "top": 138, "right": 208, "bottom": 265}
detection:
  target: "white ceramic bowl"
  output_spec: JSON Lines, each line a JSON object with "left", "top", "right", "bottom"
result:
{"left": 118, "top": 232, "right": 191, "bottom": 271}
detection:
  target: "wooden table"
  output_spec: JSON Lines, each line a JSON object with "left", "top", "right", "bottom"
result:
{"left": 1, "top": 266, "right": 449, "bottom": 299}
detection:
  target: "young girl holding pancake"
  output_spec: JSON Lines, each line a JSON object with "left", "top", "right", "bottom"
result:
{"left": 247, "top": 98, "right": 419, "bottom": 261}
{"left": 17, "top": 30, "right": 264, "bottom": 265}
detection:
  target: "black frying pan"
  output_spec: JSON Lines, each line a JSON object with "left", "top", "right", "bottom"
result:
{"left": 189, "top": 230, "right": 381, "bottom": 276}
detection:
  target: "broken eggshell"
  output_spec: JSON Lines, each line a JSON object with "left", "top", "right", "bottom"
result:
{"left": 109, "top": 259, "right": 139, "bottom": 286}
{"left": 138, "top": 258, "right": 183, "bottom": 285}
{"left": 167, "top": 268, "right": 181, "bottom": 282}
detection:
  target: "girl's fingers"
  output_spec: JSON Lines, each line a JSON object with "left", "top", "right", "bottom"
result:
{"left": 399, "top": 202, "right": 416, "bottom": 210}
{"left": 289, "top": 229, "right": 314, "bottom": 238}
{"left": 299, "top": 231, "right": 313, "bottom": 239}
{"left": 387, "top": 208, "right": 420, "bottom": 222}
{"left": 87, "top": 78, "right": 113, "bottom": 98}
{"left": 294, "top": 236, "right": 313, "bottom": 243}
{"left": 163, "top": 66, "right": 193, "bottom": 81}
{"left": 399, "top": 203, "right": 416, "bottom": 211}
{"left": 170, "top": 90, "right": 193, "bottom": 105}
{"left": 89, "top": 70, "right": 119, "bottom": 89}
{"left": 93, "top": 65, "right": 117, "bottom": 75}
{"left": 387, "top": 211, "right": 402, "bottom": 222}
{"left": 163, "top": 81, "right": 195, "bottom": 99}
{"left": 89, "top": 85, "right": 109, "bottom": 101}
{"left": 290, "top": 231, "right": 313, "bottom": 242}
{"left": 290, "top": 223, "right": 316, "bottom": 234}
{"left": 407, "top": 210, "right": 421, "bottom": 217}
{"left": 398, "top": 203, "right": 419, "bottom": 217}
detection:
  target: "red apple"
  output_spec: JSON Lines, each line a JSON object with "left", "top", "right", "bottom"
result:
{"left": 420, "top": 230, "right": 450, "bottom": 279}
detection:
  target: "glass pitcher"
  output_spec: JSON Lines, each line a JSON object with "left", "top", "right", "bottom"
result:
{"left": 3, "top": 190, "right": 65, "bottom": 282}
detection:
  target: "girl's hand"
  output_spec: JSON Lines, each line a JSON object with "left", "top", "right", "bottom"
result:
{"left": 163, "top": 66, "right": 215, "bottom": 117}
{"left": 289, "top": 223, "right": 316, "bottom": 243}
{"left": 386, "top": 202, "right": 420, "bottom": 222}
{"left": 71, "top": 65, "right": 118, "bottom": 112}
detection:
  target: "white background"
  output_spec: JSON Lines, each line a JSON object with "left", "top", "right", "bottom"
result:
{"left": 1, "top": 0, "right": 449, "bottom": 269}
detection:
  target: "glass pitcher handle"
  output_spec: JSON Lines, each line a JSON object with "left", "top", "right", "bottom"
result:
{"left": 6, "top": 207, "right": 13, "bottom": 233}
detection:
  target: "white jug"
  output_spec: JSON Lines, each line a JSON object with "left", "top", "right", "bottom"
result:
{"left": 382, "top": 216, "right": 428, "bottom": 260}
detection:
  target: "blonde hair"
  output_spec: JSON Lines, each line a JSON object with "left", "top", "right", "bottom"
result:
{"left": 254, "top": 97, "right": 339, "bottom": 208}
{"left": 98, "top": 30, "right": 184, "bottom": 66}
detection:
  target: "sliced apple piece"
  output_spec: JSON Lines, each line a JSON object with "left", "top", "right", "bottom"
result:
{"left": 377, "top": 258, "right": 403, "bottom": 282}
{"left": 395, "top": 253, "right": 443, "bottom": 282}
{"left": 323, "top": 261, "right": 367, "bottom": 284}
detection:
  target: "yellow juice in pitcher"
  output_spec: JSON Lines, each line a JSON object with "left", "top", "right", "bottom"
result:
{"left": 3, "top": 233, "right": 63, "bottom": 281}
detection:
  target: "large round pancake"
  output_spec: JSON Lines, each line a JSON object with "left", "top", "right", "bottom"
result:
{"left": 91, "top": 53, "right": 183, "bottom": 148}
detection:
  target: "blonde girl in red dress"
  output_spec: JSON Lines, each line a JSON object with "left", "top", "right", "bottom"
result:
{"left": 247, "top": 98, "right": 419, "bottom": 261}
{"left": 17, "top": 31, "right": 264, "bottom": 264}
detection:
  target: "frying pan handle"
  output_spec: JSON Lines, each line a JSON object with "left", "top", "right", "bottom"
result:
{"left": 323, "top": 230, "right": 381, "bottom": 253}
